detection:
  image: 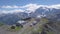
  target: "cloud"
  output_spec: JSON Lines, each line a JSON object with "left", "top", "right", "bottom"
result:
{"left": 1, "top": 4, "right": 41, "bottom": 13}
{"left": 49, "top": 4, "right": 60, "bottom": 9}
{"left": 2, "top": 5, "right": 20, "bottom": 8}
{"left": 1, "top": 9, "right": 25, "bottom": 14}
{"left": 22, "top": 4, "right": 40, "bottom": 10}
{"left": 1, "top": 4, "right": 60, "bottom": 9}
{"left": 21, "top": 4, "right": 40, "bottom": 13}
{"left": 2, "top": 6, "right": 12, "bottom": 8}
{"left": 1, "top": 4, "right": 60, "bottom": 14}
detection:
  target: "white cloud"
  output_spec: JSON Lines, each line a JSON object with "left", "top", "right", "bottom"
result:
{"left": 21, "top": 4, "right": 41, "bottom": 13}
{"left": 2, "top": 6, "right": 12, "bottom": 8}
{"left": 2, "top": 5, "right": 21, "bottom": 8}
{"left": 1, "top": 9, "right": 25, "bottom": 14}
{"left": 1, "top": 4, "right": 60, "bottom": 14}
{"left": 1, "top": 4, "right": 60, "bottom": 9}
{"left": 1, "top": 4, "right": 41, "bottom": 13}
{"left": 22, "top": 4, "right": 40, "bottom": 10}
{"left": 2, "top": 4, "right": 40, "bottom": 11}
{"left": 49, "top": 4, "right": 60, "bottom": 9}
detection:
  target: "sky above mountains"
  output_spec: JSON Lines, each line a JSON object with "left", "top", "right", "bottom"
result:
{"left": 0, "top": 0, "right": 60, "bottom": 14}
{"left": 0, "top": 0, "right": 60, "bottom": 6}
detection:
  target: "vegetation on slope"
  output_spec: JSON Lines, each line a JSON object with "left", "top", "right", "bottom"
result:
{"left": 0, "top": 22, "right": 4, "bottom": 26}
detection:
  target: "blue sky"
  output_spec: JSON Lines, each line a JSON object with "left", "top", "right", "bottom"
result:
{"left": 0, "top": 0, "right": 60, "bottom": 6}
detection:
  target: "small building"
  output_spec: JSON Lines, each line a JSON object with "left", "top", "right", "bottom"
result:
{"left": 16, "top": 23, "right": 23, "bottom": 28}
{"left": 16, "top": 20, "right": 27, "bottom": 27}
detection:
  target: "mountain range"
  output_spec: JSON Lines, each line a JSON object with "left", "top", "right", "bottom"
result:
{"left": 0, "top": 6, "right": 60, "bottom": 25}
